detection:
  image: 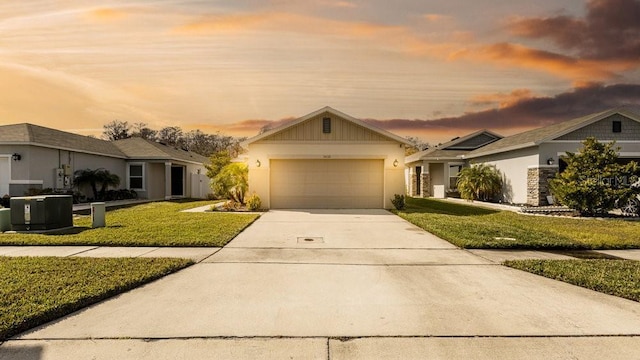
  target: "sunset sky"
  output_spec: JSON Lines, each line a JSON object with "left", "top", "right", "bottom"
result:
{"left": 0, "top": 0, "right": 639, "bottom": 143}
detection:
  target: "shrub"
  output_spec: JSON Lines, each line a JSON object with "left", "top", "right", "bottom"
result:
{"left": 246, "top": 193, "right": 262, "bottom": 211}
{"left": 391, "top": 194, "right": 405, "bottom": 210}
{"left": 550, "top": 137, "right": 640, "bottom": 216}
{"left": 211, "top": 163, "right": 248, "bottom": 204}
{"left": 457, "top": 164, "right": 502, "bottom": 202}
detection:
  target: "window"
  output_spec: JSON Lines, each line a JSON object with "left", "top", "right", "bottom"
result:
{"left": 449, "top": 165, "right": 462, "bottom": 189}
{"left": 322, "top": 117, "right": 331, "bottom": 133}
{"left": 613, "top": 120, "right": 622, "bottom": 133}
{"left": 128, "top": 164, "right": 144, "bottom": 190}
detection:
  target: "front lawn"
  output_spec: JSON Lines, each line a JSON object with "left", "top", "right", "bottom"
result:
{"left": 396, "top": 197, "right": 640, "bottom": 249}
{"left": 0, "top": 256, "right": 192, "bottom": 340}
{"left": 504, "top": 259, "right": 640, "bottom": 302}
{"left": 0, "top": 201, "right": 259, "bottom": 247}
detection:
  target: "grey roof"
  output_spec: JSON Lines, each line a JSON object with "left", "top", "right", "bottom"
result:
{"left": 465, "top": 108, "right": 640, "bottom": 159}
{"left": 0, "top": 123, "right": 126, "bottom": 158}
{"left": 113, "top": 137, "right": 209, "bottom": 164}
{"left": 405, "top": 129, "right": 502, "bottom": 163}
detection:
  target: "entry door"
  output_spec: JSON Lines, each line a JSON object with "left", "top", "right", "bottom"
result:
{"left": 171, "top": 166, "right": 184, "bottom": 196}
{"left": 0, "top": 157, "right": 9, "bottom": 197}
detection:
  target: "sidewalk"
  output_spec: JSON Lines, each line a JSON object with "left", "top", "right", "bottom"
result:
{"left": 72, "top": 199, "right": 153, "bottom": 214}
{"left": 0, "top": 246, "right": 219, "bottom": 262}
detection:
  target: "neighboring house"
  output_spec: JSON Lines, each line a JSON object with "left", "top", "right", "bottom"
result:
{"left": 464, "top": 108, "right": 640, "bottom": 206}
{"left": 0, "top": 123, "right": 209, "bottom": 200}
{"left": 405, "top": 108, "right": 640, "bottom": 206}
{"left": 242, "top": 106, "right": 411, "bottom": 209}
{"left": 404, "top": 130, "right": 502, "bottom": 198}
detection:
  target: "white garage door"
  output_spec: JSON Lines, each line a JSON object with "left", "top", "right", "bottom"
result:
{"left": 270, "top": 159, "right": 383, "bottom": 209}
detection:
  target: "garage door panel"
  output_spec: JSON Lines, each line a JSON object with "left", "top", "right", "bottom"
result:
{"left": 270, "top": 159, "right": 383, "bottom": 209}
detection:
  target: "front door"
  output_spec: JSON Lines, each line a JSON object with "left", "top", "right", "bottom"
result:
{"left": 171, "top": 166, "right": 184, "bottom": 196}
{"left": 0, "top": 156, "right": 10, "bottom": 197}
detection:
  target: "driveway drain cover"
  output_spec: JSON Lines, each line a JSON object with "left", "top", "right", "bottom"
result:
{"left": 297, "top": 237, "right": 324, "bottom": 243}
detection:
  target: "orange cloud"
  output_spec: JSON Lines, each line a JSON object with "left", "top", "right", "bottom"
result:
{"left": 471, "top": 89, "right": 534, "bottom": 109}
{"left": 85, "top": 7, "right": 129, "bottom": 21}
{"left": 422, "top": 14, "right": 452, "bottom": 23}
{"left": 453, "top": 42, "right": 621, "bottom": 81}
{"left": 173, "top": 9, "right": 637, "bottom": 82}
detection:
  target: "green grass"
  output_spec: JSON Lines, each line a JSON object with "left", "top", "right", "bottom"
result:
{"left": 396, "top": 197, "right": 640, "bottom": 249}
{"left": 504, "top": 259, "right": 640, "bottom": 302}
{"left": 0, "top": 256, "right": 192, "bottom": 340}
{"left": 0, "top": 201, "right": 259, "bottom": 246}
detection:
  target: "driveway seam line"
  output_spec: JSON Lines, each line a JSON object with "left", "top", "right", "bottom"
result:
{"left": 12, "top": 334, "right": 640, "bottom": 341}
{"left": 199, "top": 262, "right": 499, "bottom": 266}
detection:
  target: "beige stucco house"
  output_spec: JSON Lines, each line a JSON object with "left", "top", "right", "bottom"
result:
{"left": 242, "top": 106, "right": 411, "bottom": 209}
{"left": 0, "top": 123, "right": 209, "bottom": 200}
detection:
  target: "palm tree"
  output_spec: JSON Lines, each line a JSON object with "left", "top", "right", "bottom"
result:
{"left": 212, "top": 163, "right": 248, "bottom": 204}
{"left": 96, "top": 169, "right": 121, "bottom": 200}
{"left": 456, "top": 164, "right": 502, "bottom": 201}
{"left": 74, "top": 168, "right": 120, "bottom": 201}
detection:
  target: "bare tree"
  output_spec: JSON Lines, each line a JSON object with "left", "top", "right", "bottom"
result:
{"left": 131, "top": 122, "right": 157, "bottom": 141}
{"left": 157, "top": 126, "right": 184, "bottom": 147}
{"left": 102, "top": 120, "right": 131, "bottom": 140}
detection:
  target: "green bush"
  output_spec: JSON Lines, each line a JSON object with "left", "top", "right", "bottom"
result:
{"left": 246, "top": 193, "right": 262, "bottom": 211}
{"left": 550, "top": 138, "right": 640, "bottom": 216}
{"left": 391, "top": 194, "right": 405, "bottom": 210}
{"left": 456, "top": 164, "right": 502, "bottom": 202}
{"left": 211, "top": 163, "right": 248, "bottom": 204}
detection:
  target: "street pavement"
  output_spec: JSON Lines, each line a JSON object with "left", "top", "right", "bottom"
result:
{"left": 1, "top": 209, "right": 640, "bottom": 359}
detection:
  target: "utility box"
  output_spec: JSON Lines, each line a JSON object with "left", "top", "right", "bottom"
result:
{"left": 91, "top": 202, "right": 106, "bottom": 228}
{"left": 10, "top": 195, "right": 73, "bottom": 231}
{"left": 0, "top": 208, "right": 10, "bottom": 232}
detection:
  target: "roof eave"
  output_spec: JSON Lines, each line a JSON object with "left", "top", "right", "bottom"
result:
{"left": 464, "top": 142, "right": 537, "bottom": 159}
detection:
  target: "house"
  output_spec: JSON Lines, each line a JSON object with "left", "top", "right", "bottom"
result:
{"left": 405, "top": 108, "right": 640, "bottom": 206}
{"left": 242, "top": 106, "right": 411, "bottom": 209}
{"left": 0, "top": 123, "right": 209, "bottom": 200}
{"left": 464, "top": 108, "right": 640, "bottom": 205}
{"left": 404, "top": 130, "right": 502, "bottom": 198}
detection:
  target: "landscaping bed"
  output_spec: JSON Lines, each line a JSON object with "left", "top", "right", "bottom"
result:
{"left": 0, "top": 201, "right": 259, "bottom": 247}
{"left": 0, "top": 256, "right": 192, "bottom": 340}
{"left": 504, "top": 259, "right": 640, "bottom": 302}
{"left": 396, "top": 197, "right": 640, "bottom": 249}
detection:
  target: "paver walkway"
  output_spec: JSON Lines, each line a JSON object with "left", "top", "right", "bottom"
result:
{"left": 1, "top": 209, "right": 640, "bottom": 359}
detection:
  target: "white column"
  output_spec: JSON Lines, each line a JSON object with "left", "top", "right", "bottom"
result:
{"left": 164, "top": 162, "right": 172, "bottom": 200}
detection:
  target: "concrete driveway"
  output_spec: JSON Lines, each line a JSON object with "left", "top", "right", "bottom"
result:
{"left": 3, "top": 210, "right": 640, "bottom": 359}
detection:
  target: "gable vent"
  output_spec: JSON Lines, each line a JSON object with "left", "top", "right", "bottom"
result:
{"left": 322, "top": 117, "right": 331, "bottom": 133}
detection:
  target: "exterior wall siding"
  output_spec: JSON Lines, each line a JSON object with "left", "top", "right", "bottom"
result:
{"left": 247, "top": 142, "right": 405, "bottom": 209}
{"left": 260, "top": 112, "right": 392, "bottom": 142}
{"left": 555, "top": 114, "right": 640, "bottom": 141}
{"left": 471, "top": 147, "right": 539, "bottom": 204}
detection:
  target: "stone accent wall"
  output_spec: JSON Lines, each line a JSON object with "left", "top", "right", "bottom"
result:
{"left": 421, "top": 172, "right": 431, "bottom": 197}
{"left": 527, "top": 166, "right": 558, "bottom": 206}
{"left": 410, "top": 171, "right": 418, "bottom": 196}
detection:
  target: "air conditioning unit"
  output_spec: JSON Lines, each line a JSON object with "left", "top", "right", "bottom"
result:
{"left": 10, "top": 195, "right": 73, "bottom": 231}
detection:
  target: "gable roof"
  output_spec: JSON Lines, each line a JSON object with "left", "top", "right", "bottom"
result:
{"left": 405, "top": 129, "right": 502, "bottom": 163}
{"left": 465, "top": 108, "right": 640, "bottom": 159}
{"left": 0, "top": 123, "right": 126, "bottom": 158}
{"left": 242, "top": 106, "right": 412, "bottom": 146}
{"left": 113, "top": 137, "right": 209, "bottom": 164}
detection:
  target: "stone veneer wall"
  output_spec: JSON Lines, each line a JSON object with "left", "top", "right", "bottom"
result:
{"left": 527, "top": 166, "right": 558, "bottom": 206}
{"left": 410, "top": 171, "right": 418, "bottom": 196}
{"left": 421, "top": 172, "right": 431, "bottom": 197}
